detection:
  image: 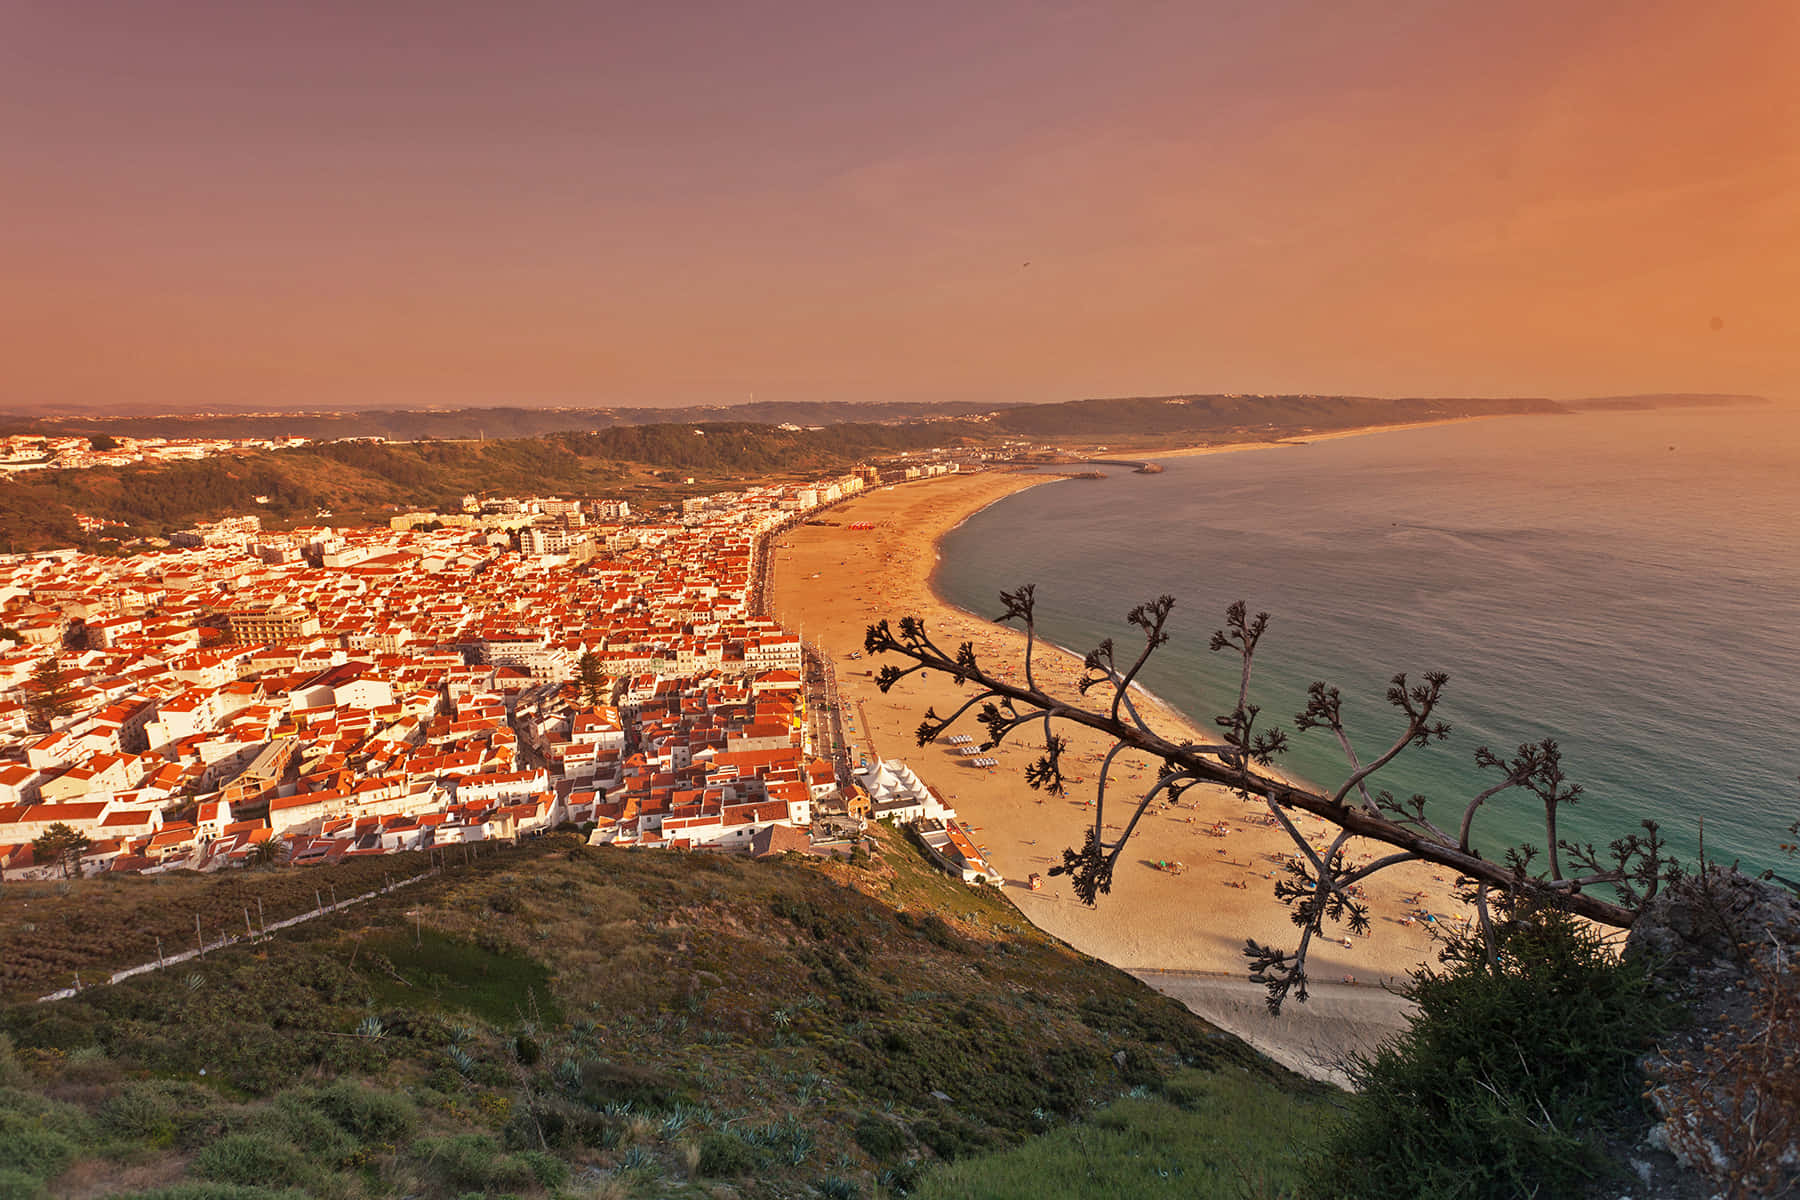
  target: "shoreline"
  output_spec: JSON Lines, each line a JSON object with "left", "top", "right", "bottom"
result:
{"left": 772, "top": 425, "right": 1479, "bottom": 1083}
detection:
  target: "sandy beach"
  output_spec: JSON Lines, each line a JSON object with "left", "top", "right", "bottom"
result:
{"left": 771, "top": 449, "right": 1476, "bottom": 1083}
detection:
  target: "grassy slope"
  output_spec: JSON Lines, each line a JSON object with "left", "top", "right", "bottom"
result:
{"left": 0, "top": 827, "right": 1336, "bottom": 1199}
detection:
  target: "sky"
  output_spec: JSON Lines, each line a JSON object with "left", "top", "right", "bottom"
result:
{"left": 3, "top": 0, "right": 1795, "bottom": 412}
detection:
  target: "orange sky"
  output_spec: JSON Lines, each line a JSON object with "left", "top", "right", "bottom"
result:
{"left": 3, "top": 1, "right": 1794, "bottom": 411}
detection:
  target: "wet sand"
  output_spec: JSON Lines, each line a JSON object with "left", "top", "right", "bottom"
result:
{"left": 772, "top": 456, "right": 1475, "bottom": 1083}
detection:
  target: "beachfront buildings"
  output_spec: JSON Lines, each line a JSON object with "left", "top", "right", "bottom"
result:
{"left": 0, "top": 476, "right": 869, "bottom": 880}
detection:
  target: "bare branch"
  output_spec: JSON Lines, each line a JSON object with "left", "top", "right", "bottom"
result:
{"left": 868, "top": 590, "right": 1680, "bottom": 1012}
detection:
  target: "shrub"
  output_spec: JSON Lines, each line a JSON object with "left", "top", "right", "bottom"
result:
{"left": 0, "top": 1089, "right": 87, "bottom": 1182}
{"left": 0, "top": 1037, "right": 21, "bottom": 1088}
{"left": 0, "top": 1169, "right": 40, "bottom": 1200}
{"left": 416, "top": 1133, "right": 564, "bottom": 1192}
{"left": 1318, "top": 909, "right": 1677, "bottom": 1199}
{"left": 852, "top": 1113, "right": 907, "bottom": 1161}
{"left": 695, "top": 1131, "right": 762, "bottom": 1177}
{"left": 192, "top": 1133, "right": 322, "bottom": 1191}
{"left": 572, "top": 1060, "right": 694, "bottom": 1112}
{"left": 502, "top": 1097, "right": 618, "bottom": 1152}
{"left": 298, "top": 1080, "right": 417, "bottom": 1144}
{"left": 261, "top": 1100, "right": 355, "bottom": 1164}
{"left": 98, "top": 1080, "right": 226, "bottom": 1150}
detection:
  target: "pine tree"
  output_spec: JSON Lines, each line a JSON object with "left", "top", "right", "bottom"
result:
{"left": 577, "top": 651, "right": 607, "bottom": 709}
{"left": 25, "top": 654, "right": 74, "bottom": 733}
{"left": 32, "top": 822, "right": 91, "bottom": 878}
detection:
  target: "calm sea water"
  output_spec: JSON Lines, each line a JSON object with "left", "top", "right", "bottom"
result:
{"left": 935, "top": 406, "right": 1800, "bottom": 876}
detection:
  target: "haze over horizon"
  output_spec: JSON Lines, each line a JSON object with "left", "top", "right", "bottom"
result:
{"left": 5, "top": 1, "right": 1794, "bottom": 413}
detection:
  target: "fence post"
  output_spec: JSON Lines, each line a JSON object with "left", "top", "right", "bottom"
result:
{"left": 195, "top": 913, "right": 204, "bottom": 955}
{"left": 257, "top": 897, "right": 266, "bottom": 933}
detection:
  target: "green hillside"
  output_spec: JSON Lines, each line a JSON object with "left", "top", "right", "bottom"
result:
{"left": 0, "top": 827, "right": 1334, "bottom": 1199}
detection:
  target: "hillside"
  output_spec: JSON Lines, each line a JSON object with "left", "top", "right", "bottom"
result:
{"left": 979, "top": 392, "right": 1564, "bottom": 437}
{"left": 0, "top": 423, "right": 957, "bottom": 552}
{"left": 0, "top": 401, "right": 1014, "bottom": 445}
{"left": 0, "top": 392, "right": 1575, "bottom": 552}
{"left": 3, "top": 393, "right": 1571, "bottom": 447}
{"left": 0, "top": 827, "right": 1334, "bottom": 1199}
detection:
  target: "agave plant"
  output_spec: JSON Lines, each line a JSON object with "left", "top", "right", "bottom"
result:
{"left": 355, "top": 1015, "right": 386, "bottom": 1040}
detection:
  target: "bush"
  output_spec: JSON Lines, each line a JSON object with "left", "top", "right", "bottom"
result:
{"left": 572, "top": 1059, "right": 694, "bottom": 1111}
{"left": 1318, "top": 909, "right": 1677, "bottom": 1199}
{"left": 0, "top": 1089, "right": 87, "bottom": 1182}
{"left": 98, "top": 1080, "right": 226, "bottom": 1151}
{"left": 695, "top": 1130, "right": 763, "bottom": 1177}
{"left": 415, "top": 1133, "right": 565, "bottom": 1192}
{"left": 502, "top": 1097, "right": 617, "bottom": 1152}
{"left": 193, "top": 1134, "right": 323, "bottom": 1191}
{"left": 0, "top": 1038, "right": 23, "bottom": 1088}
{"left": 261, "top": 1100, "right": 355, "bottom": 1164}
{"left": 295, "top": 1080, "right": 417, "bottom": 1144}
{"left": 0, "top": 1169, "right": 41, "bottom": 1200}
{"left": 853, "top": 1113, "right": 907, "bottom": 1161}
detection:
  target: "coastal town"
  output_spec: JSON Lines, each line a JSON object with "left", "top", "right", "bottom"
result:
{"left": 0, "top": 461, "right": 997, "bottom": 887}
{"left": 0, "top": 431, "right": 315, "bottom": 476}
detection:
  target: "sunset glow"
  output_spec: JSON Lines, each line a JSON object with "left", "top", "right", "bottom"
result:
{"left": 4, "top": 0, "right": 1794, "bottom": 410}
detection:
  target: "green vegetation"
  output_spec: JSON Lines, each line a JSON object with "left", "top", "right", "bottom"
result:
{"left": 0, "top": 822, "right": 1693, "bottom": 1198}
{"left": 0, "top": 849, "right": 434, "bottom": 997}
{"left": 913, "top": 1068, "right": 1334, "bottom": 1200}
{"left": 1314, "top": 909, "right": 1678, "bottom": 1200}
{"left": 23, "top": 656, "right": 74, "bottom": 734}
{"left": 361, "top": 927, "right": 559, "bottom": 1026}
{"left": 0, "top": 828, "right": 1306, "bottom": 1197}
{"left": 29, "top": 823, "right": 89, "bottom": 881}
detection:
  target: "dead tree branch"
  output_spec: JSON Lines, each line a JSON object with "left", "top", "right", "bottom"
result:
{"left": 867, "top": 589, "right": 1680, "bottom": 1013}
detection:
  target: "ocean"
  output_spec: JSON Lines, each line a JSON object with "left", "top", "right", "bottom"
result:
{"left": 934, "top": 405, "right": 1800, "bottom": 878}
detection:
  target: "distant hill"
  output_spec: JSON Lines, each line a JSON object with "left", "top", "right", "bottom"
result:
{"left": 0, "top": 399, "right": 1013, "bottom": 443}
{"left": 0, "top": 391, "right": 1573, "bottom": 443}
{"left": 0, "top": 422, "right": 955, "bottom": 551}
{"left": 1563, "top": 393, "right": 1769, "bottom": 412}
{"left": 0, "top": 393, "right": 1574, "bottom": 551}
{"left": 979, "top": 393, "right": 1564, "bottom": 438}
